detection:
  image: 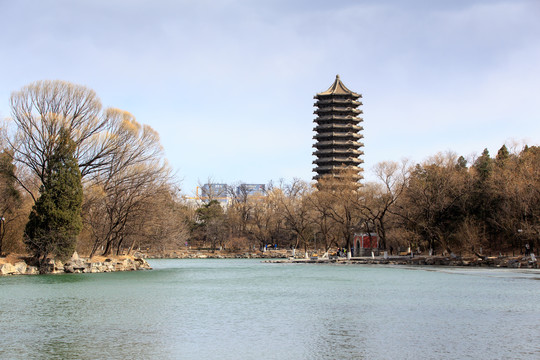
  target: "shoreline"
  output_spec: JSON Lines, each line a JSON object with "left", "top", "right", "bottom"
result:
{"left": 0, "top": 252, "right": 152, "bottom": 276}
{"left": 143, "top": 249, "right": 538, "bottom": 269}
{"left": 3, "top": 251, "right": 537, "bottom": 275}
{"left": 263, "top": 255, "right": 539, "bottom": 268}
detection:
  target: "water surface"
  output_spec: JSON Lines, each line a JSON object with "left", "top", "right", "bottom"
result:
{"left": 1, "top": 259, "right": 539, "bottom": 359}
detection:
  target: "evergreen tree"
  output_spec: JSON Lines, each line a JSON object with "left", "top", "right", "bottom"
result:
{"left": 455, "top": 155, "right": 468, "bottom": 170}
{"left": 24, "top": 128, "right": 83, "bottom": 263}
{"left": 495, "top": 144, "right": 510, "bottom": 167}
{"left": 473, "top": 148, "right": 492, "bottom": 181}
{"left": 0, "top": 150, "right": 21, "bottom": 255}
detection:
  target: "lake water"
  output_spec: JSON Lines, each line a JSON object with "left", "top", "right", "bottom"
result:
{"left": 0, "top": 259, "right": 539, "bottom": 359}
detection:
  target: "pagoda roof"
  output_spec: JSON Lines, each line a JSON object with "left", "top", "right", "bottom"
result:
{"left": 313, "top": 148, "right": 364, "bottom": 156}
{"left": 315, "top": 114, "right": 363, "bottom": 122}
{"left": 313, "top": 164, "right": 363, "bottom": 174}
{"left": 313, "top": 124, "right": 363, "bottom": 132}
{"left": 313, "top": 132, "right": 362, "bottom": 140}
{"left": 315, "top": 98, "right": 362, "bottom": 106}
{"left": 313, "top": 140, "right": 364, "bottom": 148}
{"left": 315, "top": 75, "right": 361, "bottom": 98}
{"left": 313, "top": 157, "right": 363, "bottom": 165}
{"left": 314, "top": 107, "right": 362, "bottom": 114}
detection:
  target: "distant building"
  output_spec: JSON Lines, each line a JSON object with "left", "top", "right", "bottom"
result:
{"left": 199, "top": 183, "right": 228, "bottom": 199}
{"left": 312, "top": 75, "right": 364, "bottom": 182}
{"left": 191, "top": 183, "right": 266, "bottom": 207}
{"left": 235, "top": 184, "right": 265, "bottom": 197}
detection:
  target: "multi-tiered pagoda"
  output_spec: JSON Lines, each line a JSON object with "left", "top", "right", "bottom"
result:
{"left": 312, "top": 75, "right": 364, "bottom": 182}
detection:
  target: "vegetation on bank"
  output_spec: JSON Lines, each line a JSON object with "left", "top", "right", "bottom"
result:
{"left": 0, "top": 80, "right": 538, "bottom": 271}
{"left": 0, "top": 80, "right": 187, "bottom": 272}
{"left": 188, "top": 147, "right": 539, "bottom": 259}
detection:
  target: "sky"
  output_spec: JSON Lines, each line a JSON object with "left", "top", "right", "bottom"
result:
{"left": 1, "top": 0, "right": 539, "bottom": 194}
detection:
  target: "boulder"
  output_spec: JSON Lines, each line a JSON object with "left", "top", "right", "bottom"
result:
{"left": 26, "top": 266, "right": 39, "bottom": 275}
{"left": 14, "top": 262, "right": 27, "bottom": 274}
{"left": 53, "top": 260, "right": 65, "bottom": 274}
{"left": 0, "top": 263, "right": 17, "bottom": 275}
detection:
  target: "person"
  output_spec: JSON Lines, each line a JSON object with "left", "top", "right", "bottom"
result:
{"left": 525, "top": 243, "right": 530, "bottom": 256}
{"left": 389, "top": 246, "right": 394, "bottom": 256}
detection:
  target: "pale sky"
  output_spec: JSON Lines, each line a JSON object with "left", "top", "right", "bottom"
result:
{"left": 1, "top": 0, "right": 539, "bottom": 194}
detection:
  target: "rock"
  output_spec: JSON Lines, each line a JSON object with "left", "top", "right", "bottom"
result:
{"left": 53, "top": 260, "right": 65, "bottom": 274}
{"left": 64, "top": 258, "right": 87, "bottom": 273}
{"left": 14, "top": 262, "right": 27, "bottom": 274}
{"left": 26, "top": 266, "right": 38, "bottom": 275}
{"left": 0, "top": 263, "right": 17, "bottom": 275}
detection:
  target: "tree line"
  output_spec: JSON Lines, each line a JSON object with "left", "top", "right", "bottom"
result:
{"left": 189, "top": 146, "right": 539, "bottom": 258}
{"left": 1, "top": 80, "right": 538, "bottom": 264}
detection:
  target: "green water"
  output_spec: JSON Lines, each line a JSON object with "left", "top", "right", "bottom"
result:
{"left": 0, "top": 259, "right": 539, "bottom": 359}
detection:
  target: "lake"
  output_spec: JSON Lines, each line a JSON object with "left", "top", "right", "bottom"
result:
{"left": 0, "top": 259, "right": 539, "bottom": 359}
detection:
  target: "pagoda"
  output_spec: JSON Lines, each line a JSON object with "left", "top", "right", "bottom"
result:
{"left": 312, "top": 75, "right": 364, "bottom": 182}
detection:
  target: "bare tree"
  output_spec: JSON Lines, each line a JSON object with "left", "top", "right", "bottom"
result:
{"left": 9, "top": 80, "right": 119, "bottom": 200}
{"left": 308, "top": 190, "right": 339, "bottom": 258}
{"left": 278, "top": 179, "right": 314, "bottom": 258}
{"left": 316, "top": 170, "right": 365, "bottom": 259}
{"left": 359, "top": 160, "right": 409, "bottom": 250}
{"left": 82, "top": 112, "right": 171, "bottom": 256}
{"left": 394, "top": 152, "right": 472, "bottom": 255}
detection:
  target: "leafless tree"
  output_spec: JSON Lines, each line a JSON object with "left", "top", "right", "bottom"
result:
{"left": 278, "top": 179, "right": 314, "bottom": 258}
{"left": 82, "top": 112, "right": 172, "bottom": 256}
{"left": 9, "top": 80, "right": 119, "bottom": 201}
{"left": 359, "top": 160, "right": 409, "bottom": 250}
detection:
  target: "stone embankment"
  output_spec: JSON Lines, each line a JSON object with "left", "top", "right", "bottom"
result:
{"left": 265, "top": 255, "right": 539, "bottom": 269}
{"left": 0, "top": 252, "right": 152, "bottom": 276}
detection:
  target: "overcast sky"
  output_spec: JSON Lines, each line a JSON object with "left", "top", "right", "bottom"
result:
{"left": 1, "top": 0, "right": 539, "bottom": 193}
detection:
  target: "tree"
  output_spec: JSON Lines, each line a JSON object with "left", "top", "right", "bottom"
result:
{"left": 309, "top": 186, "right": 339, "bottom": 258}
{"left": 278, "top": 179, "right": 314, "bottom": 258}
{"left": 495, "top": 144, "right": 510, "bottom": 167}
{"left": 82, "top": 112, "right": 171, "bottom": 256}
{"left": 395, "top": 153, "right": 472, "bottom": 254}
{"left": 247, "top": 186, "right": 285, "bottom": 251}
{"left": 0, "top": 150, "right": 22, "bottom": 256}
{"left": 316, "top": 170, "right": 364, "bottom": 259}
{"left": 9, "top": 80, "right": 119, "bottom": 201}
{"left": 24, "top": 128, "right": 83, "bottom": 265}
{"left": 360, "top": 161, "right": 409, "bottom": 251}
{"left": 193, "top": 200, "right": 227, "bottom": 251}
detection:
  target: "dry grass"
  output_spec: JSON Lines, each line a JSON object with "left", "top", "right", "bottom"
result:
{"left": 89, "top": 255, "right": 132, "bottom": 262}
{"left": 0, "top": 254, "right": 27, "bottom": 265}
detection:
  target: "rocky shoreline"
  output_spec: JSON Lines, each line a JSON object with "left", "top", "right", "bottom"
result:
{"left": 146, "top": 249, "right": 538, "bottom": 269}
{"left": 0, "top": 252, "right": 152, "bottom": 276}
{"left": 264, "top": 255, "right": 539, "bottom": 268}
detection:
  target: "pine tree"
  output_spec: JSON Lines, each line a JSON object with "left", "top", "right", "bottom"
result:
{"left": 474, "top": 148, "right": 492, "bottom": 181}
{"left": 0, "top": 150, "right": 21, "bottom": 255}
{"left": 24, "top": 128, "right": 83, "bottom": 264}
{"left": 495, "top": 145, "right": 510, "bottom": 167}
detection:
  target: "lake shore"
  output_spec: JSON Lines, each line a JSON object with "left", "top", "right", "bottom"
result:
{"left": 264, "top": 254, "right": 539, "bottom": 268}
{"left": 0, "top": 252, "right": 152, "bottom": 276}
{"left": 145, "top": 249, "right": 538, "bottom": 269}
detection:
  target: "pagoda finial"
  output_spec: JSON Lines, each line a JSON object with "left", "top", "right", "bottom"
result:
{"left": 336, "top": 74, "right": 340, "bottom": 80}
